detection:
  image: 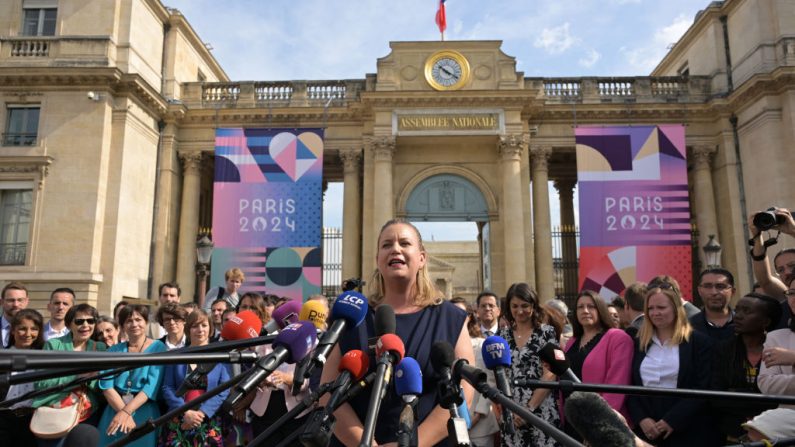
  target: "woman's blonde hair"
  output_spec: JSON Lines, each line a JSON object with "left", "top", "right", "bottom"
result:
{"left": 367, "top": 219, "right": 442, "bottom": 308}
{"left": 637, "top": 286, "right": 692, "bottom": 352}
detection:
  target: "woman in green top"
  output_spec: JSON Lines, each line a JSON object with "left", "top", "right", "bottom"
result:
{"left": 32, "top": 303, "right": 107, "bottom": 446}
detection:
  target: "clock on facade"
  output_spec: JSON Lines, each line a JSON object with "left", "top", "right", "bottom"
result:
{"left": 424, "top": 50, "right": 471, "bottom": 91}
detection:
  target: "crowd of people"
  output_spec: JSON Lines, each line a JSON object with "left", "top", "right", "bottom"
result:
{"left": 0, "top": 212, "right": 793, "bottom": 446}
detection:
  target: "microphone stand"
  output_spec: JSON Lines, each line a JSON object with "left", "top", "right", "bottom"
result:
{"left": 246, "top": 381, "right": 333, "bottom": 447}
{"left": 456, "top": 362, "right": 581, "bottom": 447}
{"left": 437, "top": 363, "right": 470, "bottom": 447}
{"left": 108, "top": 369, "right": 250, "bottom": 447}
{"left": 396, "top": 395, "right": 418, "bottom": 447}
{"left": 359, "top": 362, "right": 393, "bottom": 447}
{"left": 0, "top": 365, "right": 129, "bottom": 408}
{"left": 515, "top": 379, "right": 795, "bottom": 406}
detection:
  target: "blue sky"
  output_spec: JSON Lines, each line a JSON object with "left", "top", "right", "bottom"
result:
{"left": 165, "top": 0, "right": 707, "bottom": 240}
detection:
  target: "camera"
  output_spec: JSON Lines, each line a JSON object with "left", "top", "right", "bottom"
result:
{"left": 753, "top": 207, "right": 794, "bottom": 231}
{"left": 342, "top": 277, "right": 365, "bottom": 292}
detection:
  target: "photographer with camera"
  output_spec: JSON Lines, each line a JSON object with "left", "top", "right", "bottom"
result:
{"left": 748, "top": 207, "right": 795, "bottom": 328}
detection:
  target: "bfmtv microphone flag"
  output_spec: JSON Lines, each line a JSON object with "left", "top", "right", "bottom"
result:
{"left": 575, "top": 125, "right": 692, "bottom": 301}
{"left": 212, "top": 128, "right": 324, "bottom": 301}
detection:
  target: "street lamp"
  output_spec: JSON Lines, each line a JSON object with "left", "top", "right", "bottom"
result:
{"left": 196, "top": 234, "right": 214, "bottom": 307}
{"left": 703, "top": 234, "right": 722, "bottom": 269}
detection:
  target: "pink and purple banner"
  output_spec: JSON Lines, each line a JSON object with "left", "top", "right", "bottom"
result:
{"left": 211, "top": 128, "right": 324, "bottom": 301}
{"left": 576, "top": 125, "right": 693, "bottom": 301}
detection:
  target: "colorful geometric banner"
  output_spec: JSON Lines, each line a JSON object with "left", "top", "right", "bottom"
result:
{"left": 212, "top": 128, "right": 324, "bottom": 301}
{"left": 576, "top": 125, "right": 693, "bottom": 301}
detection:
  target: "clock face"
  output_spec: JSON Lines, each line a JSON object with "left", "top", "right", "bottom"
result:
{"left": 425, "top": 50, "right": 470, "bottom": 91}
{"left": 432, "top": 58, "right": 463, "bottom": 87}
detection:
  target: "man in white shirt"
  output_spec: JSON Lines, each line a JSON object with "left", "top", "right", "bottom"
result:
{"left": 43, "top": 287, "right": 74, "bottom": 340}
{"left": 476, "top": 291, "right": 501, "bottom": 337}
{"left": 1, "top": 282, "right": 29, "bottom": 348}
{"left": 147, "top": 282, "right": 181, "bottom": 339}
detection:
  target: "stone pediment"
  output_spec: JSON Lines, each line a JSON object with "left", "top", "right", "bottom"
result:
{"left": 375, "top": 41, "right": 523, "bottom": 92}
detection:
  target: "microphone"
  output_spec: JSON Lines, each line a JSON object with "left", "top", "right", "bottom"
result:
{"left": 222, "top": 320, "right": 317, "bottom": 413}
{"left": 220, "top": 310, "right": 263, "bottom": 341}
{"left": 430, "top": 341, "right": 470, "bottom": 447}
{"left": 298, "top": 349, "right": 370, "bottom": 447}
{"left": 262, "top": 299, "right": 302, "bottom": 334}
{"left": 538, "top": 343, "right": 581, "bottom": 383}
{"left": 299, "top": 299, "right": 328, "bottom": 331}
{"left": 175, "top": 362, "right": 215, "bottom": 398}
{"left": 395, "top": 357, "right": 422, "bottom": 447}
{"left": 360, "top": 305, "right": 404, "bottom": 447}
{"left": 564, "top": 392, "right": 636, "bottom": 447}
{"left": 301, "top": 291, "right": 368, "bottom": 381}
{"left": 482, "top": 335, "right": 515, "bottom": 434}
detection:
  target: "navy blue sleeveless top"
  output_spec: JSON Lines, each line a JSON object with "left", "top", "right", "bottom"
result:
{"left": 333, "top": 300, "right": 467, "bottom": 446}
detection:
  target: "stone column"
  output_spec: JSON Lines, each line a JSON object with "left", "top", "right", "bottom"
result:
{"left": 531, "top": 145, "right": 555, "bottom": 302}
{"left": 371, "top": 137, "right": 396, "bottom": 228}
{"left": 692, "top": 145, "right": 720, "bottom": 265}
{"left": 498, "top": 134, "right": 528, "bottom": 287}
{"left": 175, "top": 151, "right": 203, "bottom": 303}
{"left": 554, "top": 179, "right": 578, "bottom": 301}
{"left": 151, "top": 123, "right": 177, "bottom": 297}
{"left": 340, "top": 149, "right": 363, "bottom": 281}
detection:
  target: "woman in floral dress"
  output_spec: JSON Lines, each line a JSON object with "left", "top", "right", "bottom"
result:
{"left": 498, "top": 282, "right": 561, "bottom": 447}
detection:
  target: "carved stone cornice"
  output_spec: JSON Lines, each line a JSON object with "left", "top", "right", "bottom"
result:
{"left": 497, "top": 134, "right": 527, "bottom": 161}
{"left": 369, "top": 136, "right": 396, "bottom": 161}
{"left": 339, "top": 149, "right": 362, "bottom": 174}
{"left": 178, "top": 151, "right": 204, "bottom": 173}
{"left": 553, "top": 179, "right": 576, "bottom": 196}
{"left": 529, "top": 145, "right": 552, "bottom": 171}
{"left": 691, "top": 145, "right": 717, "bottom": 171}
{"left": 0, "top": 155, "right": 53, "bottom": 189}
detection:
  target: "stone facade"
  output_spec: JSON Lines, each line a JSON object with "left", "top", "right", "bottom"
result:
{"left": 1, "top": 0, "right": 793, "bottom": 313}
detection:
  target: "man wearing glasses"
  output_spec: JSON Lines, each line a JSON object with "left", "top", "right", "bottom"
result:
{"left": 689, "top": 268, "right": 736, "bottom": 340}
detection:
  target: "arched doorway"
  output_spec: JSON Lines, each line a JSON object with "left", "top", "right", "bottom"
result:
{"left": 400, "top": 171, "right": 495, "bottom": 298}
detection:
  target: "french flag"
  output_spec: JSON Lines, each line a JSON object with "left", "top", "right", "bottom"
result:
{"left": 435, "top": 0, "right": 447, "bottom": 34}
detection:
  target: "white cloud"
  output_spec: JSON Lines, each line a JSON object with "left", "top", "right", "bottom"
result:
{"left": 620, "top": 13, "right": 692, "bottom": 74}
{"left": 534, "top": 22, "right": 579, "bottom": 54}
{"left": 579, "top": 49, "right": 601, "bottom": 68}
{"left": 654, "top": 14, "right": 691, "bottom": 46}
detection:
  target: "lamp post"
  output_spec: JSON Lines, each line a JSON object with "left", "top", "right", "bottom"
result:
{"left": 703, "top": 234, "right": 722, "bottom": 269}
{"left": 196, "top": 234, "right": 214, "bottom": 308}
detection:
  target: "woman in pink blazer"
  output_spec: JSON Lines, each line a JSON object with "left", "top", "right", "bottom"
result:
{"left": 561, "top": 290, "right": 634, "bottom": 440}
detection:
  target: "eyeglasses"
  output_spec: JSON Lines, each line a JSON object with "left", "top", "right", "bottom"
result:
{"left": 74, "top": 318, "right": 96, "bottom": 326}
{"left": 698, "top": 283, "right": 732, "bottom": 291}
{"left": 162, "top": 317, "right": 184, "bottom": 323}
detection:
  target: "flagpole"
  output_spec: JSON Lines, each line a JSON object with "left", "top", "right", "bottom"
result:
{"left": 441, "top": 31, "right": 445, "bottom": 42}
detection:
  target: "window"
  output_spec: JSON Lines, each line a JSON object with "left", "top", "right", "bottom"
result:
{"left": 677, "top": 62, "right": 690, "bottom": 77}
{"left": 22, "top": 8, "right": 56, "bottom": 36}
{"left": 3, "top": 106, "right": 40, "bottom": 146}
{"left": 0, "top": 188, "right": 32, "bottom": 265}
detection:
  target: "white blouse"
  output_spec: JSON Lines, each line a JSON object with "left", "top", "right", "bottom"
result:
{"left": 640, "top": 334, "right": 679, "bottom": 389}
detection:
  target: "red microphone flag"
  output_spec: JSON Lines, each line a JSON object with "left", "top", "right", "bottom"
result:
{"left": 435, "top": 0, "right": 447, "bottom": 34}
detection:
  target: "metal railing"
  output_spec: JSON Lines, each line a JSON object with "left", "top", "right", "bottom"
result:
{"left": 2, "top": 133, "right": 37, "bottom": 146}
{"left": 0, "top": 243, "right": 26, "bottom": 265}
{"left": 322, "top": 227, "right": 343, "bottom": 298}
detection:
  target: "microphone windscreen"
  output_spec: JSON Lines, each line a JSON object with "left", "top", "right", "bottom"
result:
{"left": 564, "top": 392, "right": 636, "bottom": 447}
{"left": 298, "top": 300, "right": 327, "bottom": 330}
{"left": 374, "top": 304, "right": 396, "bottom": 336}
{"left": 272, "top": 321, "right": 318, "bottom": 363}
{"left": 430, "top": 341, "right": 456, "bottom": 372}
{"left": 375, "top": 333, "right": 405, "bottom": 364}
{"left": 220, "top": 310, "right": 263, "bottom": 340}
{"left": 272, "top": 299, "right": 301, "bottom": 329}
{"left": 331, "top": 291, "right": 369, "bottom": 327}
{"left": 395, "top": 356, "right": 423, "bottom": 396}
{"left": 482, "top": 335, "right": 512, "bottom": 369}
{"left": 339, "top": 349, "right": 370, "bottom": 380}
{"left": 538, "top": 342, "right": 570, "bottom": 377}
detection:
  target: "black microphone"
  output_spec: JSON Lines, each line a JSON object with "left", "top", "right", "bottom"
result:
{"left": 296, "top": 291, "right": 368, "bottom": 395}
{"left": 430, "top": 341, "right": 470, "bottom": 447}
{"left": 538, "top": 343, "right": 581, "bottom": 383}
{"left": 176, "top": 363, "right": 215, "bottom": 397}
{"left": 222, "top": 321, "right": 317, "bottom": 413}
{"left": 360, "top": 305, "right": 405, "bottom": 447}
{"left": 564, "top": 392, "right": 635, "bottom": 447}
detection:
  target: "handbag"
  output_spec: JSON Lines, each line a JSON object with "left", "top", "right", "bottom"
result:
{"left": 30, "top": 389, "right": 90, "bottom": 439}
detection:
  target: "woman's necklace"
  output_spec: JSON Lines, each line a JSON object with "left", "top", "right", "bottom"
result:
{"left": 128, "top": 337, "right": 148, "bottom": 353}
{"left": 513, "top": 326, "right": 533, "bottom": 347}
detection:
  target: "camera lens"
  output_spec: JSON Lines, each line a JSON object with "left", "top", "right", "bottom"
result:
{"left": 753, "top": 211, "right": 778, "bottom": 230}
